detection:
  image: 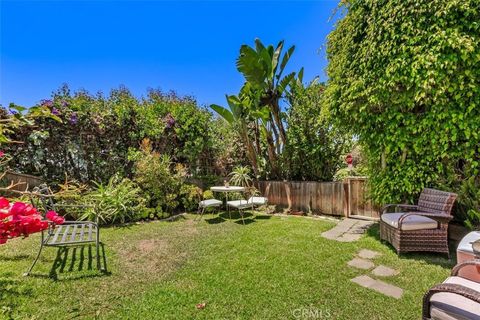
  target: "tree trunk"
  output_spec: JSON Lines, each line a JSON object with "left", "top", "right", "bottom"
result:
{"left": 241, "top": 124, "right": 259, "bottom": 178}
{"left": 271, "top": 99, "right": 287, "bottom": 146}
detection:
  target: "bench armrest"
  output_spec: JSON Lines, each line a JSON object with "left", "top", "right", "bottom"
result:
{"left": 452, "top": 259, "right": 480, "bottom": 277}
{"left": 422, "top": 283, "right": 480, "bottom": 319}
{"left": 381, "top": 204, "right": 418, "bottom": 215}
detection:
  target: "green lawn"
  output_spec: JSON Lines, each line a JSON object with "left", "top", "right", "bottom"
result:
{"left": 0, "top": 213, "right": 453, "bottom": 319}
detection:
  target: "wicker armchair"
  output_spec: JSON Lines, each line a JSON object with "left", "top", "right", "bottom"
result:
{"left": 379, "top": 188, "right": 457, "bottom": 256}
{"left": 423, "top": 259, "right": 480, "bottom": 320}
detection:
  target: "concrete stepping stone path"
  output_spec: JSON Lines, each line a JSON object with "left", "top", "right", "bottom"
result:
{"left": 372, "top": 265, "right": 399, "bottom": 277}
{"left": 358, "top": 249, "right": 381, "bottom": 259}
{"left": 321, "top": 218, "right": 375, "bottom": 242}
{"left": 351, "top": 275, "right": 403, "bottom": 299}
{"left": 348, "top": 258, "right": 375, "bottom": 270}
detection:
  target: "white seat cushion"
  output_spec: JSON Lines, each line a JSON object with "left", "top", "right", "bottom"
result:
{"left": 199, "top": 199, "right": 222, "bottom": 208}
{"left": 227, "top": 200, "right": 251, "bottom": 209}
{"left": 248, "top": 196, "right": 267, "bottom": 206}
{"left": 457, "top": 231, "right": 480, "bottom": 254}
{"left": 381, "top": 212, "right": 438, "bottom": 231}
{"left": 430, "top": 276, "right": 480, "bottom": 320}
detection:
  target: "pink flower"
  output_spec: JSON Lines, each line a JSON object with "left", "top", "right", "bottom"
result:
{"left": 10, "top": 202, "right": 27, "bottom": 216}
{"left": 46, "top": 211, "right": 65, "bottom": 225}
{"left": 0, "top": 197, "right": 10, "bottom": 209}
{"left": 0, "top": 151, "right": 5, "bottom": 158}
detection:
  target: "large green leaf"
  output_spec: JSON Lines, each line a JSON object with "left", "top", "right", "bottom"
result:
{"left": 210, "top": 104, "right": 234, "bottom": 124}
{"left": 278, "top": 72, "right": 296, "bottom": 96}
{"left": 277, "top": 45, "right": 295, "bottom": 82}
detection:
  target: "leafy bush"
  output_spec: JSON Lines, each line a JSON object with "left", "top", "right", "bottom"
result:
{"left": 325, "top": 0, "right": 480, "bottom": 204}
{"left": 284, "top": 83, "right": 352, "bottom": 181}
{"left": 457, "top": 176, "right": 480, "bottom": 230}
{"left": 79, "top": 175, "right": 147, "bottom": 225}
{"left": 179, "top": 184, "right": 203, "bottom": 212}
{"left": 133, "top": 140, "right": 185, "bottom": 213}
{"left": 3, "top": 85, "right": 229, "bottom": 184}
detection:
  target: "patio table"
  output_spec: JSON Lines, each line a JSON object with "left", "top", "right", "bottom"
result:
{"left": 210, "top": 186, "right": 245, "bottom": 213}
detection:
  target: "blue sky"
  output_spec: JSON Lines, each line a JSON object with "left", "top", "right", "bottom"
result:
{"left": 1, "top": 0, "right": 339, "bottom": 108}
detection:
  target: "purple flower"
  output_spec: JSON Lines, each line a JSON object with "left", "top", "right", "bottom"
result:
{"left": 165, "top": 114, "right": 176, "bottom": 129}
{"left": 70, "top": 112, "right": 78, "bottom": 124}
{"left": 51, "top": 107, "right": 60, "bottom": 116}
{"left": 61, "top": 101, "right": 69, "bottom": 107}
{"left": 41, "top": 99, "right": 53, "bottom": 107}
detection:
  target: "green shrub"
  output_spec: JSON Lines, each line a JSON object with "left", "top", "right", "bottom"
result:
{"left": 179, "top": 184, "right": 203, "bottom": 211}
{"left": 79, "top": 175, "right": 147, "bottom": 225}
{"left": 202, "top": 190, "right": 214, "bottom": 200}
{"left": 133, "top": 140, "right": 185, "bottom": 213}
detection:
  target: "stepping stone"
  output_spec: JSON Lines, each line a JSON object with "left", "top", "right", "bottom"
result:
{"left": 347, "top": 258, "right": 374, "bottom": 270}
{"left": 321, "top": 219, "right": 375, "bottom": 242}
{"left": 351, "top": 275, "right": 403, "bottom": 299}
{"left": 358, "top": 249, "right": 382, "bottom": 259}
{"left": 337, "top": 233, "right": 362, "bottom": 242}
{"left": 372, "top": 265, "right": 399, "bottom": 277}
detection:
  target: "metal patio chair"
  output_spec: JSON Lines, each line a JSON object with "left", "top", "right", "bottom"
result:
{"left": 24, "top": 184, "right": 102, "bottom": 276}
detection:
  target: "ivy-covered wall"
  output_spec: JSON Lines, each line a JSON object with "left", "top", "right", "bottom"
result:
{"left": 325, "top": 0, "right": 480, "bottom": 207}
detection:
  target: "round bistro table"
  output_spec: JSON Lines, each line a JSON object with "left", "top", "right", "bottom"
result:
{"left": 210, "top": 186, "right": 245, "bottom": 212}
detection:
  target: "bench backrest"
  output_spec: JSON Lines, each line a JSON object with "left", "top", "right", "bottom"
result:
{"left": 417, "top": 188, "right": 457, "bottom": 216}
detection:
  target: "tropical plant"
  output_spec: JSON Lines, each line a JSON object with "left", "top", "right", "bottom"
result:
{"left": 212, "top": 39, "right": 302, "bottom": 179}
{"left": 79, "top": 175, "right": 146, "bottom": 225}
{"left": 325, "top": 0, "right": 480, "bottom": 205}
{"left": 229, "top": 166, "right": 253, "bottom": 187}
{"left": 236, "top": 38, "right": 298, "bottom": 146}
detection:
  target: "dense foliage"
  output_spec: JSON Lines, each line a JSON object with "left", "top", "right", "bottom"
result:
{"left": 3, "top": 85, "right": 235, "bottom": 184}
{"left": 284, "top": 83, "right": 352, "bottom": 181}
{"left": 213, "top": 39, "right": 352, "bottom": 181}
{"left": 325, "top": 0, "right": 480, "bottom": 207}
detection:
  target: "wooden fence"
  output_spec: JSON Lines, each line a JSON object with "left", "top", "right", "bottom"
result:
{"left": 1, "top": 171, "right": 44, "bottom": 193}
{"left": 256, "top": 177, "right": 379, "bottom": 219}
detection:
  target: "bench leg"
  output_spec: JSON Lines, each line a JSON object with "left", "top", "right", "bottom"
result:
{"left": 96, "top": 229, "right": 102, "bottom": 271}
{"left": 24, "top": 233, "right": 45, "bottom": 276}
{"left": 195, "top": 206, "right": 205, "bottom": 221}
{"left": 239, "top": 209, "right": 245, "bottom": 225}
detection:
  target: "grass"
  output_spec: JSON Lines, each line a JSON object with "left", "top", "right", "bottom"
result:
{"left": 0, "top": 212, "right": 453, "bottom": 319}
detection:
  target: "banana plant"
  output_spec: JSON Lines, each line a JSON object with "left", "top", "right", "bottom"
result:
{"left": 236, "top": 38, "right": 298, "bottom": 147}
{"left": 211, "top": 93, "right": 260, "bottom": 178}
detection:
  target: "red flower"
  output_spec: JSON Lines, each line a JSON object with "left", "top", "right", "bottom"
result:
{"left": 10, "top": 202, "right": 27, "bottom": 216}
{"left": 0, "top": 197, "right": 9, "bottom": 209}
{"left": 46, "top": 211, "right": 65, "bottom": 225}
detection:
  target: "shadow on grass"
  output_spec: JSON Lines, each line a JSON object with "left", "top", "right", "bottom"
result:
{"left": 234, "top": 218, "right": 256, "bottom": 225}
{"left": 205, "top": 216, "right": 226, "bottom": 224}
{"left": 365, "top": 224, "right": 455, "bottom": 269}
{"left": 29, "top": 243, "right": 110, "bottom": 281}
{"left": 220, "top": 211, "right": 254, "bottom": 220}
{"left": 0, "top": 254, "right": 30, "bottom": 261}
{"left": 254, "top": 215, "right": 272, "bottom": 220}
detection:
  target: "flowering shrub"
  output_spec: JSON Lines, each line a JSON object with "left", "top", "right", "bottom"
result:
{"left": 0, "top": 197, "right": 64, "bottom": 244}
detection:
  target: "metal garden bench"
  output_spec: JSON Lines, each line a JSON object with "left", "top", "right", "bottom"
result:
{"left": 24, "top": 184, "right": 102, "bottom": 276}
